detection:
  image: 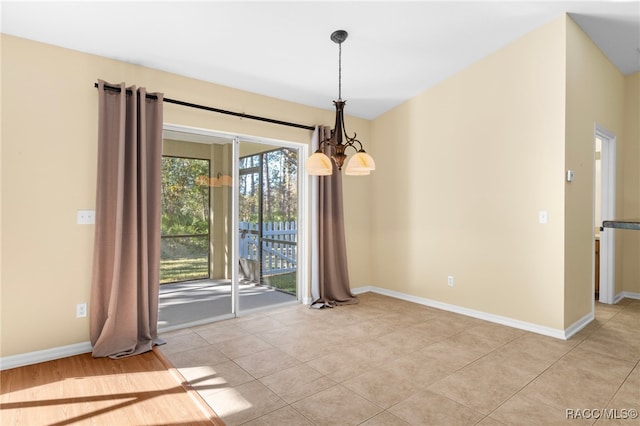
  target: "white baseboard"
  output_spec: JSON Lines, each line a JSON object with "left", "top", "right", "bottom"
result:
{"left": 7, "top": 287, "right": 631, "bottom": 371}
{"left": 563, "top": 311, "right": 595, "bottom": 339}
{"left": 619, "top": 291, "right": 640, "bottom": 300}
{"left": 352, "top": 286, "right": 372, "bottom": 295}
{"left": 352, "top": 285, "right": 573, "bottom": 340}
{"left": 0, "top": 341, "right": 92, "bottom": 371}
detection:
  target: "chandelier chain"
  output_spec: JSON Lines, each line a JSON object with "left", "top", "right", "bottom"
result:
{"left": 338, "top": 42, "right": 342, "bottom": 100}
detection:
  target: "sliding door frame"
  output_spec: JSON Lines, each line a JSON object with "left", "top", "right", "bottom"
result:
{"left": 235, "top": 134, "right": 310, "bottom": 314}
{"left": 163, "top": 123, "right": 309, "bottom": 318}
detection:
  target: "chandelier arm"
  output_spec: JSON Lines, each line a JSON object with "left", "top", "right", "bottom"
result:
{"left": 338, "top": 106, "right": 363, "bottom": 151}
{"left": 345, "top": 137, "right": 364, "bottom": 152}
{"left": 317, "top": 139, "right": 335, "bottom": 153}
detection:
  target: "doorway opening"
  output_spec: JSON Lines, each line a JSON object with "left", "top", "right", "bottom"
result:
{"left": 238, "top": 145, "right": 299, "bottom": 310}
{"left": 157, "top": 126, "right": 306, "bottom": 331}
{"left": 595, "top": 126, "right": 616, "bottom": 305}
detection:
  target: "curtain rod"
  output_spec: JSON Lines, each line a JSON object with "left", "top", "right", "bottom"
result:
{"left": 94, "top": 82, "right": 315, "bottom": 131}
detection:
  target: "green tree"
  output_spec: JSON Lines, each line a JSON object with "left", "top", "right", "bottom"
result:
{"left": 161, "top": 157, "right": 209, "bottom": 235}
{"left": 239, "top": 149, "right": 298, "bottom": 223}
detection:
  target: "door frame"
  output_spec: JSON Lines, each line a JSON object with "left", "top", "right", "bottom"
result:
{"left": 234, "top": 135, "right": 310, "bottom": 314}
{"left": 596, "top": 124, "right": 616, "bottom": 304}
{"left": 162, "top": 123, "right": 309, "bottom": 319}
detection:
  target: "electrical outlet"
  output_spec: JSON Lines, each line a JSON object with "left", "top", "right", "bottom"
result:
{"left": 76, "top": 303, "right": 87, "bottom": 318}
{"left": 447, "top": 276, "right": 454, "bottom": 287}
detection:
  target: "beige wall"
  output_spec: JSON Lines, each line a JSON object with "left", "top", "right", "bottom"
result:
{"left": 370, "top": 17, "right": 567, "bottom": 329}
{"left": 564, "top": 17, "right": 626, "bottom": 326}
{"left": 369, "top": 15, "right": 638, "bottom": 332}
{"left": 621, "top": 72, "right": 640, "bottom": 295}
{"left": 0, "top": 34, "right": 372, "bottom": 357}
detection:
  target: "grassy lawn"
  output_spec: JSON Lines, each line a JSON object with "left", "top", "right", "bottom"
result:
{"left": 262, "top": 272, "right": 296, "bottom": 295}
{"left": 160, "top": 257, "right": 296, "bottom": 296}
{"left": 160, "top": 257, "right": 208, "bottom": 284}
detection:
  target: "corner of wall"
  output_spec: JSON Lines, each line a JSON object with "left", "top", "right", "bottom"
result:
{"left": 563, "top": 13, "right": 626, "bottom": 327}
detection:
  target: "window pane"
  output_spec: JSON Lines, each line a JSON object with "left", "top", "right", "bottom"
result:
{"left": 160, "top": 156, "right": 210, "bottom": 284}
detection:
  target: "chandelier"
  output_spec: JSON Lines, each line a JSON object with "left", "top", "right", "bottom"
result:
{"left": 196, "top": 172, "right": 233, "bottom": 187}
{"left": 306, "top": 30, "right": 375, "bottom": 176}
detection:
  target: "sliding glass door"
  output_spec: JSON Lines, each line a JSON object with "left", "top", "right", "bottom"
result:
{"left": 238, "top": 141, "right": 299, "bottom": 311}
{"left": 157, "top": 126, "right": 307, "bottom": 331}
{"left": 158, "top": 129, "right": 234, "bottom": 330}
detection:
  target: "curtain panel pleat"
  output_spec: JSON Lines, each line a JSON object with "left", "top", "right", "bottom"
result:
{"left": 311, "top": 126, "right": 358, "bottom": 308}
{"left": 90, "top": 80, "right": 164, "bottom": 358}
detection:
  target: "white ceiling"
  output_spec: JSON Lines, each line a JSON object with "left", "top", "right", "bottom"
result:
{"left": 2, "top": 1, "right": 639, "bottom": 119}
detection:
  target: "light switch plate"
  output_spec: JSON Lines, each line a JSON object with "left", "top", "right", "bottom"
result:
{"left": 539, "top": 211, "right": 548, "bottom": 224}
{"left": 77, "top": 209, "right": 95, "bottom": 225}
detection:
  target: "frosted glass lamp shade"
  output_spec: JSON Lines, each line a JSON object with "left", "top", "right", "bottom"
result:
{"left": 345, "top": 169, "right": 370, "bottom": 176}
{"left": 306, "top": 152, "right": 333, "bottom": 175}
{"left": 209, "top": 177, "right": 221, "bottom": 187}
{"left": 345, "top": 152, "right": 375, "bottom": 175}
{"left": 196, "top": 175, "right": 210, "bottom": 186}
{"left": 218, "top": 174, "right": 233, "bottom": 186}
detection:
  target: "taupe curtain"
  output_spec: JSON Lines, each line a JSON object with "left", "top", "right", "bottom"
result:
{"left": 90, "top": 80, "right": 164, "bottom": 358}
{"left": 311, "top": 126, "right": 358, "bottom": 308}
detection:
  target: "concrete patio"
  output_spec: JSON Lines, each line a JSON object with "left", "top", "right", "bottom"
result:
{"left": 158, "top": 279, "right": 298, "bottom": 331}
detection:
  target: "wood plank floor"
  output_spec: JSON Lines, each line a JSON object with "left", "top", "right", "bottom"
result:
{"left": 1, "top": 348, "right": 224, "bottom": 426}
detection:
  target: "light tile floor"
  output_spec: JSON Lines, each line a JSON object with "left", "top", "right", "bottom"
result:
{"left": 158, "top": 293, "right": 640, "bottom": 426}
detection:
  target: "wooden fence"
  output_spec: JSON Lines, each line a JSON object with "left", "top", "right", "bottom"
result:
{"left": 239, "top": 221, "right": 297, "bottom": 275}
